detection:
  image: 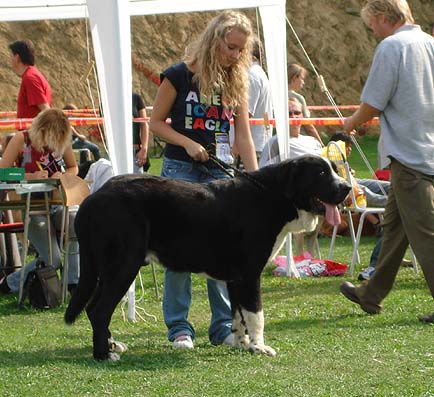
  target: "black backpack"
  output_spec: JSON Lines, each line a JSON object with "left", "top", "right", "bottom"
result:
{"left": 20, "top": 259, "right": 62, "bottom": 309}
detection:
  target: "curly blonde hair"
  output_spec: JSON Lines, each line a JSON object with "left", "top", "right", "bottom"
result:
{"left": 361, "top": 0, "right": 414, "bottom": 26}
{"left": 184, "top": 10, "right": 253, "bottom": 110}
{"left": 29, "top": 108, "right": 71, "bottom": 155}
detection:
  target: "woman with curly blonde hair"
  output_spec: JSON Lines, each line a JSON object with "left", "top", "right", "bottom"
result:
{"left": 1, "top": 108, "right": 77, "bottom": 180}
{"left": 0, "top": 108, "right": 79, "bottom": 295}
{"left": 150, "top": 10, "right": 257, "bottom": 350}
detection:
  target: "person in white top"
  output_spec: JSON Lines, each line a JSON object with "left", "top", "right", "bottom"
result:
{"left": 259, "top": 97, "right": 322, "bottom": 256}
{"left": 247, "top": 37, "right": 273, "bottom": 157}
{"left": 259, "top": 97, "right": 322, "bottom": 168}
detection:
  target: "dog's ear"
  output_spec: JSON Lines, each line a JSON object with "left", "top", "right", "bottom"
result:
{"left": 277, "top": 160, "right": 299, "bottom": 200}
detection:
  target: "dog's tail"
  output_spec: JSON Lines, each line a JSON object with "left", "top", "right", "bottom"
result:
{"left": 64, "top": 245, "right": 98, "bottom": 324}
{"left": 64, "top": 243, "right": 98, "bottom": 324}
{"left": 65, "top": 211, "right": 98, "bottom": 325}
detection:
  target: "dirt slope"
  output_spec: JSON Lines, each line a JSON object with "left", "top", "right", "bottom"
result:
{"left": 0, "top": 1, "right": 432, "bottom": 114}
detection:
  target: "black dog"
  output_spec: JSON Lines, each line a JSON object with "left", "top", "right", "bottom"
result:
{"left": 65, "top": 155, "right": 351, "bottom": 360}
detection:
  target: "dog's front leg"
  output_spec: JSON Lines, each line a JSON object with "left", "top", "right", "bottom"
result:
{"left": 228, "top": 278, "right": 276, "bottom": 356}
{"left": 242, "top": 308, "right": 276, "bottom": 357}
{"left": 231, "top": 309, "right": 250, "bottom": 349}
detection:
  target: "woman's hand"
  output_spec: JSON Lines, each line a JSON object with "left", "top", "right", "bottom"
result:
{"left": 135, "top": 147, "right": 148, "bottom": 167}
{"left": 26, "top": 170, "right": 49, "bottom": 180}
{"left": 51, "top": 171, "right": 63, "bottom": 179}
{"left": 184, "top": 140, "right": 209, "bottom": 162}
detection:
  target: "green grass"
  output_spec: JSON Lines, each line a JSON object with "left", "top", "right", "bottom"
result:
{"left": 2, "top": 136, "right": 433, "bottom": 397}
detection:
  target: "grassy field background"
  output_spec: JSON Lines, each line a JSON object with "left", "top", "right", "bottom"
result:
{"left": 1, "top": 135, "right": 433, "bottom": 397}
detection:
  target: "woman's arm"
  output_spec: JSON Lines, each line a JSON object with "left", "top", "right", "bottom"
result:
{"left": 0, "top": 133, "right": 23, "bottom": 168}
{"left": 51, "top": 145, "right": 78, "bottom": 179}
{"left": 233, "top": 101, "right": 258, "bottom": 172}
{"left": 0, "top": 133, "right": 49, "bottom": 180}
{"left": 149, "top": 78, "right": 209, "bottom": 162}
{"left": 136, "top": 107, "right": 149, "bottom": 166}
{"left": 60, "top": 145, "right": 78, "bottom": 176}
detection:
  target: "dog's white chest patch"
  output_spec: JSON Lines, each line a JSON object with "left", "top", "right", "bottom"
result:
{"left": 269, "top": 210, "right": 318, "bottom": 260}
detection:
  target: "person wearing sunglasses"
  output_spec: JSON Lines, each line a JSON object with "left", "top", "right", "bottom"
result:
{"left": 258, "top": 97, "right": 324, "bottom": 256}
{"left": 258, "top": 97, "right": 322, "bottom": 168}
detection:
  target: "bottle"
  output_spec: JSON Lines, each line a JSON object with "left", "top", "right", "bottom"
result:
{"left": 352, "top": 185, "right": 367, "bottom": 208}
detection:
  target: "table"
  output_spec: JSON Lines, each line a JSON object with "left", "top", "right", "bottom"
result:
{"left": 0, "top": 180, "right": 60, "bottom": 304}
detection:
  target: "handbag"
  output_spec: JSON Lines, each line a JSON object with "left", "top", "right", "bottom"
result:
{"left": 20, "top": 259, "right": 62, "bottom": 309}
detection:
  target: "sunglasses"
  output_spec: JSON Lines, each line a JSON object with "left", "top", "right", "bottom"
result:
{"left": 289, "top": 110, "right": 302, "bottom": 116}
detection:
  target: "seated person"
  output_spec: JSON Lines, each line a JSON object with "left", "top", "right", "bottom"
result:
{"left": 78, "top": 158, "right": 114, "bottom": 194}
{"left": 259, "top": 97, "right": 322, "bottom": 256}
{"left": 0, "top": 109, "right": 79, "bottom": 295}
{"left": 63, "top": 104, "right": 101, "bottom": 163}
{"left": 328, "top": 132, "right": 390, "bottom": 208}
{"left": 259, "top": 97, "right": 322, "bottom": 167}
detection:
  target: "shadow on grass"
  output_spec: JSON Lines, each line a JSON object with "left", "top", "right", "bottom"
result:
{"left": 0, "top": 296, "right": 68, "bottom": 317}
{"left": 0, "top": 345, "right": 197, "bottom": 371}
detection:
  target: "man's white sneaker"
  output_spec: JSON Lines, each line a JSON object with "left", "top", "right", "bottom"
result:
{"left": 173, "top": 334, "right": 194, "bottom": 349}
{"left": 222, "top": 333, "right": 234, "bottom": 346}
{"left": 358, "top": 266, "right": 375, "bottom": 281}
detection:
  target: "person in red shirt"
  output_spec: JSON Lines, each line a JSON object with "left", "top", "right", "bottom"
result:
{"left": 9, "top": 39, "right": 52, "bottom": 118}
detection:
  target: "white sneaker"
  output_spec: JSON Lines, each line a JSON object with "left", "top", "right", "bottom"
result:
{"left": 222, "top": 333, "right": 234, "bottom": 346}
{"left": 358, "top": 266, "right": 375, "bottom": 281}
{"left": 173, "top": 334, "right": 194, "bottom": 349}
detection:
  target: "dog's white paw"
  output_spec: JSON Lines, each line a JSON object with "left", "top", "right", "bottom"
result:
{"left": 107, "top": 352, "right": 121, "bottom": 362}
{"left": 108, "top": 338, "right": 128, "bottom": 354}
{"left": 234, "top": 335, "right": 250, "bottom": 350}
{"left": 248, "top": 343, "right": 277, "bottom": 357}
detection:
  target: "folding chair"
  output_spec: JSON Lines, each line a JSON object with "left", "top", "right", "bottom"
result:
{"left": 73, "top": 148, "right": 92, "bottom": 164}
{"left": 58, "top": 174, "right": 91, "bottom": 302}
{"left": 326, "top": 141, "right": 385, "bottom": 275}
{"left": 0, "top": 219, "right": 24, "bottom": 276}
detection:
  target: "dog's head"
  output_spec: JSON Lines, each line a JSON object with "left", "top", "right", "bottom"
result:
{"left": 278, "top": 155, "right": 351, "bottom": 225}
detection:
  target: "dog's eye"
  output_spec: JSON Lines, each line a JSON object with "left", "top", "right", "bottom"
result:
{"left": 319, "top": 171, "right": 325, "bottom": 176}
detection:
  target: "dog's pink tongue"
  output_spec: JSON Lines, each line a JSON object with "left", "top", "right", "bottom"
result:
{"left": 324, "top": 203, "right": 341, "bottom": 226}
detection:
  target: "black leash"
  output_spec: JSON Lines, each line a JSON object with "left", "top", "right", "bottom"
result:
{"left": 205, "top": 151, "right": 266, "bottom": 190}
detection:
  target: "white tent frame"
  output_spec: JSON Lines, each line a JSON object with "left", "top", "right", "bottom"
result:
{"left": 0, "top": 0, "right": 293, "bottom": 319}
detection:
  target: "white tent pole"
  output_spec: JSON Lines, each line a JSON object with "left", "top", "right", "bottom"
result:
{"left": 87, "top": 0, "right": 133, "bottom": 176}
{"left": 87, "top": 0, "right": 135, "bottom": 320}
{"left": 259, "top": 2, "right": 297, "bottom": 277}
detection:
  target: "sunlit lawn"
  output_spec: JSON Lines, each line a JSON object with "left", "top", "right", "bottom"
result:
{"left": 1, "top": 135, "right": 433, "bottom": 397}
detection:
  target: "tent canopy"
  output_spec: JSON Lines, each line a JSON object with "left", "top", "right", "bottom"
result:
{"left": 0, "top": 0, "right": 289, "bottom": 175}
{"left": 1, "top": 0, "right": 292, "bottom": 317}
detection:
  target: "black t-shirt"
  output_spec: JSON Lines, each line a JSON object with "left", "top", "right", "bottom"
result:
{"left": 161, "top": 62, "right": 233, "bottom": 165}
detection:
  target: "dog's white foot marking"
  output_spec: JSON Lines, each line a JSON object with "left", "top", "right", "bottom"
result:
{"left": 241, "top": 309, "right": 277, "bottom": 356}
{"left": 248, "top": 344, "right": 276, "bottom": 356}
{"left": 107, "top": 352, "right": 121, "bottom": 362}
{"left": 232, "top": 311, "right": 250, "bottom": 350}
{"left": 108, "top": 338, "right": 128, "bottom": 354}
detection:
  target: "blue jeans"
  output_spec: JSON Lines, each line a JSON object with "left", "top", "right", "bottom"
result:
{"left": 161, "top": 157, "right": 233, "bottom": 344}
{"left": 368, "top": 235, "right": 383, "bottom": 268}
{"left": 6, "top": 206, "right": 79, "bottom": 293}
{"left": 72, "top": 138, "right": 101, "bottom": 163}
{"left": 357, "top": 178, "right": 390, "bottom": 207}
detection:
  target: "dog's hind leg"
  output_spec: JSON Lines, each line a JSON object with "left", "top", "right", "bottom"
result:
{"left": 87, "top": 261, "right": 143, "bottom": 361}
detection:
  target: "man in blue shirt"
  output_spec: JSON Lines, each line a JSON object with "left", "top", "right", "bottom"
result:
{"left": 339, "top": 0, "right": 434, "bottom": 322}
